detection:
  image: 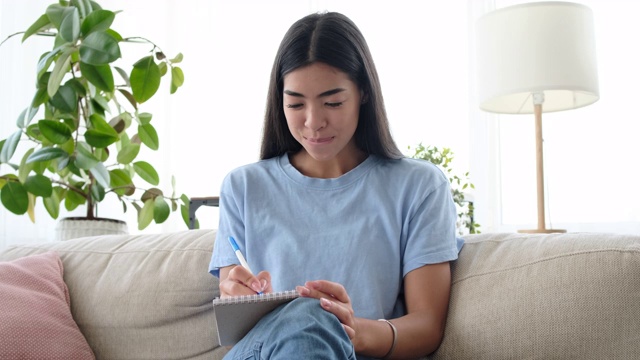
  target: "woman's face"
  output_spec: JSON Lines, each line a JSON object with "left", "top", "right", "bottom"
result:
{"left": 282, "top": 62, "right": 362, "bottom": 165}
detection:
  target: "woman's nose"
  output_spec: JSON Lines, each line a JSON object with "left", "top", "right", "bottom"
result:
{"left": 304, "top": 106, "right": 326, "bottom": 131}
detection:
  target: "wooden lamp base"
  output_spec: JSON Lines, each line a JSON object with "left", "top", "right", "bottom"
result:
{"left": 518, "top": 228, "right": 566, "bottom": 234}
{"left": 519, "top": 100, "right": 567, "bottom": 235}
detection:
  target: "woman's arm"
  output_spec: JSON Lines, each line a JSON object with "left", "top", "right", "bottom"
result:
{"left": 300, "top": 262, "right": 452, "bottom": 359}
{"left": 357, "top": 262, "right": 452, "bottom": 358}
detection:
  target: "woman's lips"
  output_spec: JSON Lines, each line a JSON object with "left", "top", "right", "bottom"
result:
{"left": 305, "top": 136, "right": 334, "bottom": 144}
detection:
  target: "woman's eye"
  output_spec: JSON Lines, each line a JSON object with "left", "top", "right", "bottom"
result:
{"left": 326, "top": 102, "right": 343, "bottom": 108}
{"left": 286, "top": 104, "right": 303, "bottom": 109}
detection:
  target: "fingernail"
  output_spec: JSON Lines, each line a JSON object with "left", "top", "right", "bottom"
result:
{"left": 298, "top": 286, "right": 310, "bottom": 296}
{"left": 251, "top": 282, "right": 262, "bottom": 292}
{"left": 320, "top": 298, "right": 331, "bottom": 308}
{"left": 260, "top": 279, "right": 267, "bottom": 290}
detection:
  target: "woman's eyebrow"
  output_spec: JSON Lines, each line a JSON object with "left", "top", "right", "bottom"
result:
{"left": 283, "top": 88, "right": 346, "bottom": 98}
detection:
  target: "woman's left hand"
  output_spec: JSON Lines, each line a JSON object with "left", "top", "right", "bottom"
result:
{"left": 296, "top": 280, "right": 358, "bottom": 341}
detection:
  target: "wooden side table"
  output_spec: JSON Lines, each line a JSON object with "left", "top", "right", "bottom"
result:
{"left": 188, "top": 196, "right": 219, "bottom": 229}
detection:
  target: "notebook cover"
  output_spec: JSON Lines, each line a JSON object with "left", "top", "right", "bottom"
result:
{"left": 213, "top": 290, "right": 300, "bottom": 346}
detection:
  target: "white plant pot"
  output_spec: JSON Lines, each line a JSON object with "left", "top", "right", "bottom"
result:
{"left": 55, "top": 217, "right": 129, "bottom": 241}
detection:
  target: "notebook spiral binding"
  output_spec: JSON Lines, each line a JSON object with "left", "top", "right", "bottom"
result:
{"left": 212, "top": 290, "right": 299, "bottom": 305}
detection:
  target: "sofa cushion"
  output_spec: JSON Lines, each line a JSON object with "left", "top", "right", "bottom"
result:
{"left": 0, "top": 251, "right": 95, "bottom": 360}
{"left": 0, "top": 229, "right": 226, "bottom": 360}
{"left": 431, "top": 232, "right": 640, "bottom": 359}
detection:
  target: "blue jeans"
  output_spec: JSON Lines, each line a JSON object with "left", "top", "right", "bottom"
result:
{"left": 223, "top": 297, "right": 357, "bottom": 360}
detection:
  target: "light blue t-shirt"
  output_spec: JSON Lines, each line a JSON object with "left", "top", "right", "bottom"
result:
{"left": 209, "top": 153, "right": 463, "bottom": 320}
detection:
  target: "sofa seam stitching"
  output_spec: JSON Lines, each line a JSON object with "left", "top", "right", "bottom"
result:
{"left": 452, "top": 248, "right": 640, "bottom": 285}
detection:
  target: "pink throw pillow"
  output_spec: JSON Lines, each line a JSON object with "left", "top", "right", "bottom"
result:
{"left": 0, "top": 251, "right": 95, "bottom": 359}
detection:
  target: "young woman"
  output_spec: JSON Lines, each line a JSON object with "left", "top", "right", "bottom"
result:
{"left": 209, "top": 11, "right": 463, "bottom": 360}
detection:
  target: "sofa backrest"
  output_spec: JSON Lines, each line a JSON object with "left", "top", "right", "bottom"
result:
{"left": 0, "top": 229, "right": 226, "bottom": 360}
{"left": 3, "top": 230, "right": 639, "bottom": 359}
{"left": 431, "top": 232, "right": 640, "bottom": 359}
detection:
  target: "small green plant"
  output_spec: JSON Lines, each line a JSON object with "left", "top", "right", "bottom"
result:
{"left": 0, "top": 0, "right": 189, "bottom": 230}
{"left": 408, "top": 143, "right": 480, "bottom": 235}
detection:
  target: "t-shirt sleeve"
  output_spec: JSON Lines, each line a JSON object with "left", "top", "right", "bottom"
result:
{"left": 402, "top": 178, "right": 463, "bottom": 277}
{"left": 208, "top": 176, "right": 243, "bottom": 278}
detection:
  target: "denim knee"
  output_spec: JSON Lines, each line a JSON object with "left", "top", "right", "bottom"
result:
{"left": 225, "top": 297, "right": 356, "bottom": 360}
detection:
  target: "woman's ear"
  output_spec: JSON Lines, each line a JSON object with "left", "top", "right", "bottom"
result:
{"left": 360, "top": 91, "right": 368, "bottom": 104}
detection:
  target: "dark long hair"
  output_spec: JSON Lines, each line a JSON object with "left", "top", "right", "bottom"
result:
{"left": 260, "top": 12, "right": 402, "bottom": 160}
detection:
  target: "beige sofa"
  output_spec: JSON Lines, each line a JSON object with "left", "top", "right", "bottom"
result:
{"left": 1, "top": 229, "right": 638, "bottom": 359}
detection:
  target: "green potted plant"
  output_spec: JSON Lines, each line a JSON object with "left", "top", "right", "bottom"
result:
{"left": 0, "top": 0, "right": 189, "bottom": 239}
{"left": 408, "top": 143, "right": 480, "bottom": 235}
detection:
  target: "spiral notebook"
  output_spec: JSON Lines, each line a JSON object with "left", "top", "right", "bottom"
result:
{"left": 212, "top": 290, "right": 300, "bottom": 346}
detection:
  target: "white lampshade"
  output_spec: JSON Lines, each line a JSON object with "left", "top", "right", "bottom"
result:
{"left": 476, "top": 1, "right": 599, "bottom": 114}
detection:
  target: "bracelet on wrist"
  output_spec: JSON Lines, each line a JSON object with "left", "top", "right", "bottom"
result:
{"left": 377, "top": 319, "right": 397, "bottom": 360}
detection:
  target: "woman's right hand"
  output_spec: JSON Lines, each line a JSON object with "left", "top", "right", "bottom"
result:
{"left": 219, "top": 265, "right": 272, "bottom": 298}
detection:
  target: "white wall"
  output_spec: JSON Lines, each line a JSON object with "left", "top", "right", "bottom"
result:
{"left": 0, "top": 1, "right": 471, "bottom": 248}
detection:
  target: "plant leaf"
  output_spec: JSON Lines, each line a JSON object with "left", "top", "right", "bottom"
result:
{"left": 170, "top": 66, "right": 184, "bottom": 94}
{"left": 24, "top": 174, "right": 53, "bottom": 197}
{"left": 39, "top": 120, "right": 73, "bottom": 144}
{"left": 85, "top": 114, "right": 119, "bottom": 148}
{"left": 47, "top": 47, "right": 74, "bottom": 97}
{"left": 114, "top": 66, "right": 130, "bottom": 86}
{"left": 48, "top": 83, "right": 78, "bottom": 113}
{"left": 180, "top": 203, "right": 189, "bottom": 226}
{"left": 79, "top": 31, "right": 121, "bottom": 65}
{"left": 141, "top": 187, "right": 162, "bottom": 202}
{"left": 138, "top": 199, "right": 154, "bottom": 230}
{"left": 0, "top": 182, "right": 29, "bottom": 215}
{"left": 32, "top": 87, "right": 49, "bottom": 108}
{"left": 138, "top": 112, "right": 152, "bottom": 125}
{"left": 65, "top": 78, "right": 86, "bottom": 97}
{"left": 153, "top": 196, "right": 170, "bottom": 223}
{"left": 71, "top": 0, "right": 88, "bottom": 18}
{"left": 80, "top": 9, "right": 115, "bottom": 36}
{"left": 170, "top": 53, "right": 183, "bottom": 63}
{"left": 59, "top": 7, "right": 80, "bottom": 43}
{"left": 18, "top": 149, "right": 36, "bottom": 184}
{"left": 90, "top": 94, "right": 110, "bottom": 114}
{"left": 37, "top": 48, "right": 63, "bottom": 76}
{"left": 133, "top": 161, "right": 159, "bottom": 186}
{"left": 89, "top": 162, "right": 110, "bottom": 189}
{"left": 26, "top": 193, "right": 36, "bottom": 222}
{"left": 75, "top": 142, "right": 99, "bottom": 170}
{"left": 89, "top": 0, "right": 102, "bottom": 11}
{"left": 158, "top": 61, "right": 167, "bottom": 76}
{"left": 0, "top": 130, "right": 22, "bottom": 163}
{"left": 45, "top": 4, "right": 67, "bottom": 29}
{"left": 117, "top": 143, "right": 140, "bottom": 164}
{"left": 130, "top": 56, "right": 160, "bottom": 103}
{"left": 90, "top": 181, "right": 106, "bottom": 202}
{"left": 22, "top": 14, "right": 53, "bottom": 42}
{"left": 109, "top": 169, "right": 133, "bottom": 196}
{"left": 108, "top": 114, "right": 126, "bottom": 134}
{"left": 65, "top": 187, "right": 86, "bottom": 211}
{"left": 80, "top": 62, "right": 114, "bottom": 92}
{"left": 17, "top": 106, "right": 39, "bottom": 129}
{"left": 43, "top": 187, "right": 62, "bottom": 219}
{"left": 27, "top": 147, "right": 69, "bottom": 163}
{"left": 117, "top": 89, "right": 137, "bottom": 109}
{"left": 138, "top": 123, "right": 159, "bottom": 150}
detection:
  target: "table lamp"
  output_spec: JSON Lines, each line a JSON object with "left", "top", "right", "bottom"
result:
{"left": 476, "top": 1, "right": 599, "bottom": 233}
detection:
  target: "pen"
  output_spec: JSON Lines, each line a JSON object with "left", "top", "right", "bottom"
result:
{"left": 228, "top": 236, "right": 263, "bottom": 294}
